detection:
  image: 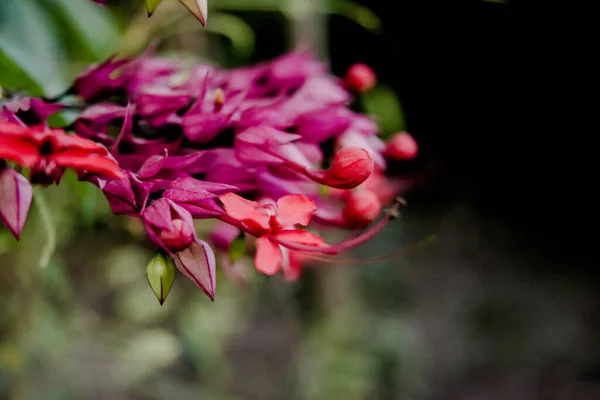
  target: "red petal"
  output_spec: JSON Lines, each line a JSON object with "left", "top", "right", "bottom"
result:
{"left": 273, "top": 229, "right": 329, "bottom": 248}
{"left": 50, "top": 150, "right": 125, "bottom": 179}
{"left": 48, "top": 129, "right": 109, "bottom": 154}
{"left": 0, "top": 167, "right": 32, "bottom": 240}
{"left": 0, "top": 121, "right": 30, "bottom": 135}
{"left": 172, "top": 239, "right": 217, "bottom": 301}
{"left": 276, "top": 194, "right": 316, "bottom": 228}
{"left": 219, "top": 192, "right": 270, "bottom": 231}
{"left": 0, "top": 135, "right": 39, "bottom": 167}
{"left": 255, "top": 237, "right": 283, "bottom": 275}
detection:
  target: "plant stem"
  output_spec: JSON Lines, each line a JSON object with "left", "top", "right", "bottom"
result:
{"left": 34, "top": 187, "right": 56, "bottom": 268}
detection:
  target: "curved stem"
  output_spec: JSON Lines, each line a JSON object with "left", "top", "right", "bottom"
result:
{"left": 34, "top": 187, "right": 56, "bottom": 269}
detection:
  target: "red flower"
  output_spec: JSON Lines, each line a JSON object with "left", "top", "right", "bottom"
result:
{"left": 0, "top": 122, "right": 124, "bottom": 185}
{"left": 219, "top": 193, "right": 336, "bottom": 275}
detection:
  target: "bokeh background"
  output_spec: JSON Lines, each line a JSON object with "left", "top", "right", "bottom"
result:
{"left": 1, "top": 0, "right": 597, "bottom": 399}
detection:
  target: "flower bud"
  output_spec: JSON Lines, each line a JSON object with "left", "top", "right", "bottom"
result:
{"left": 321, "top": 147, "right": 374, "bottom": 189}
{"left": 344, "top": 63, "right": 376, "bottom": 93}
{"left": 157, "top": 218, "right": 195, "bottom": 252}
{"left": 146, "top": 250, "right": 176, "bottom": 305}
{"left": 385, "top": 132, "right": 418, "bottom": 161}
{"left": 343, "top": 190, "right": 382, "bottom": 228}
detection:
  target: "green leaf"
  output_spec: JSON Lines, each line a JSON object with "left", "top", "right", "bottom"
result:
{"left": 0, "top": 0, "right": 119, "bottom": 97}
{"left": 229, "top": 234, "right": 247, "bottom": 264}
{"left": 0, "top": 0, "right": 67, "bottom": 96}
{"left": 44, "top": 0, "right": 120, "bottom": 62}
{"left": 360, "top": 84, "right": 406, "bottom": 138}
{"left": 0, "top": 51, "right": 44, "bottom": 96}
{"left": 204, "top": 13, "right": 256, "bottom": 59}
{"left": 146, "top": 0, "right": 164, "bottom": 16}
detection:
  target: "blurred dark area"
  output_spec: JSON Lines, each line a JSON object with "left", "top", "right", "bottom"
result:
{"left": 329, "top": 0, "right": 593, "bottom": 266}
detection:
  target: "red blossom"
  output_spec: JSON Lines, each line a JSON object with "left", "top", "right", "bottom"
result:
{"left": 219, "top": 193, "right": 336, "bottom": 275}
{"left": 0, "top": 122, "right": 124, "bottom": 185}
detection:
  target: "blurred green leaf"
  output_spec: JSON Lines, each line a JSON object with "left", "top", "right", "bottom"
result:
{"left": 336, "top": 2, "right": 382, "bottom": 33}
{"left": 0, "top": 0, "right": 119, "bottom": 97}
{"left": 0, "top": 52, "right": 44, "bottom": 96}
{"left": 360, "top": 84, "right": 406, "bottom": 137}
{"left": 0, "top": 0, "right": 66, "bottom": 96}
{"left": 44, "top": 0, "right": 120, "bottom": 62}
{"left": 205, "top": 13, "right": 256, "bottom": 59}
{"left": 229, "top": 234, "right": 246, "bottom": 264}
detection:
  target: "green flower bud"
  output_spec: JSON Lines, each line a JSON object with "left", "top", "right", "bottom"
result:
{"left": 146, "top": 250, "right": 175, "bottom": 305}
{"left": 145, "top": 0, "right": 164, "bottom": 16}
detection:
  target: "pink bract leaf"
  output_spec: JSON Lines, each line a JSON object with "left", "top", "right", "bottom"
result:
{"left": 173, "top": 239, "right": 216, "bottom": 300}
{"left": 0, "top": 167, "right": 33, "bottom": 240}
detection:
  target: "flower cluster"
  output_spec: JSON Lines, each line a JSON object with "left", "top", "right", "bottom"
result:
{"left": 0, "top": 96, "right": 124, "bottom": 240}
{"left": 0, "top": 51, "right": 419, "bottom": 303}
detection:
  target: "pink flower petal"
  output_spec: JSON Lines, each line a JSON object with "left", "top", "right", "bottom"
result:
{"left": 173, "top": 239, "right": 217, "bottom": 300}
{"left": 276, "top": 194, "right": 316, "bottom": 228}
{"left": 273, "top": 229, "right": 329, "bottom": 249}
{"left": 255, "top": 237, "right": 283, "bottom": 275}
{"left": 0, "top": 167, "right": 32, "bottom": 240}
{"left": 219, "top": 192, "right": 270, "bottom": 231}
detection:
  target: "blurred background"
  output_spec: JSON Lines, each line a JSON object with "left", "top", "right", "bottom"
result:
{"left": 1, "top": 0, "right": 597, "bottom": 399}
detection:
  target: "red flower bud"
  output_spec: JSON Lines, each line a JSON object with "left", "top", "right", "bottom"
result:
{"left": 344, "top": 63, "right": 376, "bottom": 93}
{"left": 322, "top": 147, "right": 374, "bottom": 189}
{"left": 343, "top": 190, "right": 382, "bottom": 228}
{"left": 157, "top": 218, "right": 195, "bottom": 252}
{"left": 385, "top": 132, "right": 418, "bottom": 161}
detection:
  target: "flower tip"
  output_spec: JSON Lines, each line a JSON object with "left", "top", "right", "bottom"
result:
{"left": 385, "top": 132, "right": 419, "bottom": 161}
{"left": 344, "top": 63, "right": 376, "bottom": 93}
{"left": 321, "top": 147, "right": 374, "bottom": 189}
{"left": 178, "top": 0, "right": 207, "bottom": 26}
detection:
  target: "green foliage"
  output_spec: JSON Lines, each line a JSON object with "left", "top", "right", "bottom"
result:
{"left": 360, "top": 84, "right": 407, "bottom": 138}
{"left": 0, "top": 0, "right": 119, "bottom": 97}
{"left": 229, "top": 233, "right": 247, "bottom": 264}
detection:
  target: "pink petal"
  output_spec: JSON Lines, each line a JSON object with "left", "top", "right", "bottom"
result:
{"left": 163, "top": 177, "right": 237, "bottom": 203}
{"left": 255, "top": 237, "right": 283, "bottom": 275}
{"left": 111, "top": 101, "right": 133, "bottom": 153}
{"left": 276, "top": 194, "right": 316, "bottom": 228}
{"left": 0, "top": 167, "right": 33, "bottom": 240}
{"left": 137, "top": 150, "right": 168, "bottom": 179}
{"left": 273, "top": 230, "right": 330, "bottom": 249}
{"left": 173, "top": 240, "right": 217, "bottom": 300}
{"left": 219, "top": 192, "right": 270, "bottom": 231}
